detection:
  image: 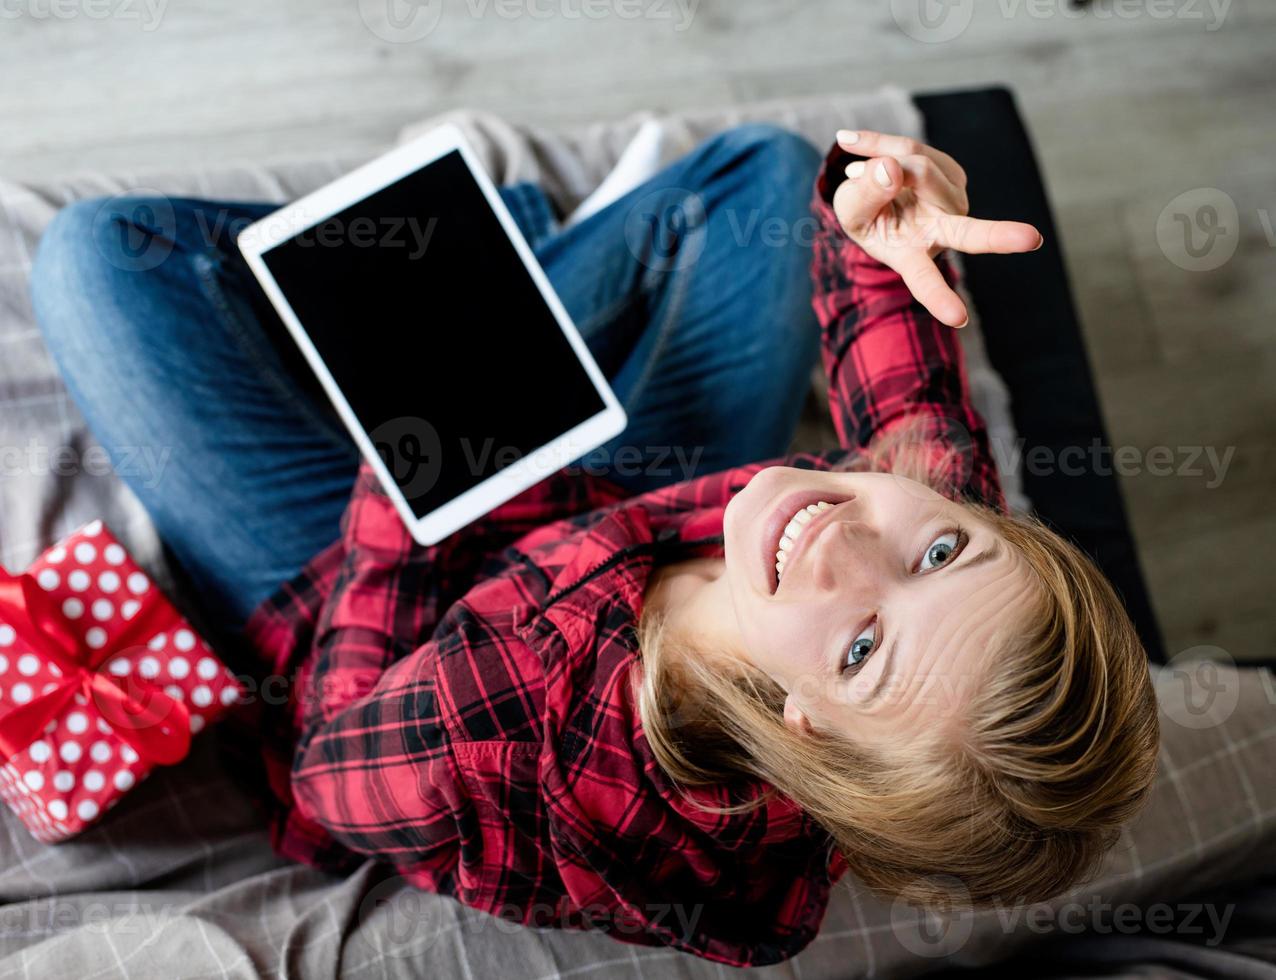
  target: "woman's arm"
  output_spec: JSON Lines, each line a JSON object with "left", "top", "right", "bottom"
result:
{"left": 810, "top": 130, "right": 1042, "bottom": 508}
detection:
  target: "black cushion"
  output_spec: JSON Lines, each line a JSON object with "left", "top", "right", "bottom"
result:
{"left": 914, "top": 87, "right": 1165, "bottom": 662}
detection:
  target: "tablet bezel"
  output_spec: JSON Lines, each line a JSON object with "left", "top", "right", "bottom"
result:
{"left": 237, "top": 124, "right": 627, "bottom": 546}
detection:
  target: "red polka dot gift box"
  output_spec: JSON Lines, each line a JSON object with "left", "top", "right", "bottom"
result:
{"left": 0, "top": 520, "right": 243, "bottom": 842}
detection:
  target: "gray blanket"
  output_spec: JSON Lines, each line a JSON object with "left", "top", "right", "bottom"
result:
{"left": 0, "top": 90, "right": 1272, "bottom": 979}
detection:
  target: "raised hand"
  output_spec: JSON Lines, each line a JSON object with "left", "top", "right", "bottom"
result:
{"left": 831, "top": 130, "right": 1044, "bottom": 327}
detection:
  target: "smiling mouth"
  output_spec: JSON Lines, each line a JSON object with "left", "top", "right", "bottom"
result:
{"left": 765, "top": 492, "right": 853, "bottom": 593}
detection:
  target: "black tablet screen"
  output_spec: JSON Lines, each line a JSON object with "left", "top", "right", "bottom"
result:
{"left": 260, "top": 149, "right": 608, "bottom": 517}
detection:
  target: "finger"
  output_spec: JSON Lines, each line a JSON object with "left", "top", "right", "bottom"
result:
{"left": 934, "top": 216, "right": 1044, "bottom": 255}
{"left": 837, "top": 129, "right": 966, "bottom": 188}
{"left": 896, "top": 154, "right": 967, "bottom": 216}
{"left": 834, "top": 156, "right": 905, "bottom": 237}
{"left": 895, "top": 251, "right": 969, "bottom": 328}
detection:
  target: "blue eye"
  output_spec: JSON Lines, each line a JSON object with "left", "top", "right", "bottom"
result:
{"left": 844, "top": 621, "right": 877, "bottom": 672}
{"left": 920, "top": 531, "right": 961, "bottom": 571}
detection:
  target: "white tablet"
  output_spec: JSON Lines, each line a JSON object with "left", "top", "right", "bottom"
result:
{"left": 237, "top": 124, "right": 627, "bottom": 546}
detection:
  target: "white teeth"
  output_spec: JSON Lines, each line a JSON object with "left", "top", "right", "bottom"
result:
{"left": 775, "top": 501, "right": 833, "bottom": 580}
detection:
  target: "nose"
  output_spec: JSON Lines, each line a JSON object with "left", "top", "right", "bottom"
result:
{"left": 810, "top": 517, "right": 883, "bottom": 594}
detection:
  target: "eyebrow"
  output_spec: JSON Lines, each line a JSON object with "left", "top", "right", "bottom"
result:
{"left": 865, "top": 636, "right": 899, "bottom": 706}
{"left": 863, "top": 537, "right": 1004, "bottom": 705}
{"left": 952, "top": 536, "right": 1002, "bottom": 575}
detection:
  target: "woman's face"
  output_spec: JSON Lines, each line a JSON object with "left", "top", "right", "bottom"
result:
{"left": 718, "top": 466, "right": 1038, "bottom": 745}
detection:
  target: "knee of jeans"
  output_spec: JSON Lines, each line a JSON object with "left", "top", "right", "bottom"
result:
{"left": 700, "top": 126, "right": 825, "bottom": 256}
{"left": 31, "top": 196, "right": 176, "bottom": 357}
{"left": 31, "top": 199, "right": 97, "bottom": 325}
{"left": 705, "top": 124, "right": 822, "bottom": 197}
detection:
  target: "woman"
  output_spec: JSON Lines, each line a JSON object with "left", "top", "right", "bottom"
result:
{"left": 30, "top": 125, "right": 1159, "bottom": 968}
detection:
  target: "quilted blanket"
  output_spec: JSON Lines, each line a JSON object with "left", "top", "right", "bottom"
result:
{"left": 0, "top": 88, "right": 1271, "bottom": 979}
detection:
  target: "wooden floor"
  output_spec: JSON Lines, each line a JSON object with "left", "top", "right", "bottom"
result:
{"left": 2, "top": 0, "right": 1274, "bottom": 662}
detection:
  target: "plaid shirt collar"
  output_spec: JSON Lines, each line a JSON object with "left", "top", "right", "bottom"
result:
{"left": 513, "top": 491, "right": 816, "bottom": 841}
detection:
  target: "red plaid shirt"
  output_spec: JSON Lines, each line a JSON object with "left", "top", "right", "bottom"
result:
{"left": 241, "top": 144, "right": 1004, "bottom": 968}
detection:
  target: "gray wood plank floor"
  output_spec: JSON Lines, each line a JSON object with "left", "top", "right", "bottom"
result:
{"left": 3, "top": 0, "right": 1273, "bottom": 663}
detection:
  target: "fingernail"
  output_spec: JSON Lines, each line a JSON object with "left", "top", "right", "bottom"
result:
{"left": 874, "top": 161, "right": 891, "bottom": 188}
{"left": 837, "top": 129, "right": 859, "bottom": 145}
{"left": 956, "top": 315, "right": 969, "bottom": 329}
{"left": 1032, "top": 234, "right": 1045, "bottom": 251}
{"left": 845, "top": 160, "right": 866, "bottom": 180}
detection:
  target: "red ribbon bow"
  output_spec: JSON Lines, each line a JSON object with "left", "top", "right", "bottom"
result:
{"left": 0, "top": 566, "right": 191, "bottom": 767}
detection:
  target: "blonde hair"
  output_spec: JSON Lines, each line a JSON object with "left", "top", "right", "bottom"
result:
{"left": 632, "top": 424, "right": 1160, "bottom": 908}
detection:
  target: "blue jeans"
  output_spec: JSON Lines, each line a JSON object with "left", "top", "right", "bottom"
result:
{"left": 31, "top": 125, "right": 821, "bottom": 635}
